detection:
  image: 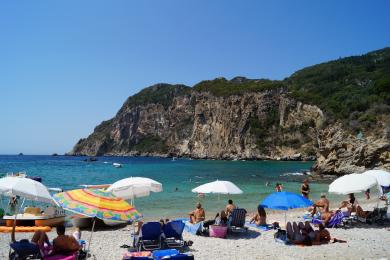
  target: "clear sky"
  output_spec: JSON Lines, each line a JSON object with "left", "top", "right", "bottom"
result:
{"left": 1, "top": 0, "right": 389, "bottom": 155}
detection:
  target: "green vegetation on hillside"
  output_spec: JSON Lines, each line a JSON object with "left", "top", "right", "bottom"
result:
{"left": 120, "top": 84, "right": 191, "bottom": 112}
{"left": 193, "top": 77, "right": 284, "bottom": 96}
{"left": 287, "top": 48, "right": 390, "bottom": 127}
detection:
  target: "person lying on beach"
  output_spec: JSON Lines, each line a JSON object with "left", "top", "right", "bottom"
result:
{"left": 287, "top": 222, "right": 340, "bottom": 246}
{"left": 250, "top": 205, "right": 267, "bottom": 226}
{"left": 52, "top": 225, "right": 81, "bottom": 255}
{"left": 286, "top": 222, "right": 312, "bottom": 245}
{"left": 225, "top": 199, "right": 236, "bottom": 216}
{"left": 311, "top": 223, "right": 331, "bottom": 245}
{"left": 189, "top": 202, "right": 205, "bottom": 223}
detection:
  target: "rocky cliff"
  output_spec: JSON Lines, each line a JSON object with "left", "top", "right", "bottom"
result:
{"left": 70, "top": 48, "right": 390, "bottom": 175}
{"left": 72, "top": 84, "right": 323, "bottom": 160}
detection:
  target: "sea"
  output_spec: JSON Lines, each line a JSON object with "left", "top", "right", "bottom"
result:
{"left": 0, "top": 155, "right": 345, "bottom": 219}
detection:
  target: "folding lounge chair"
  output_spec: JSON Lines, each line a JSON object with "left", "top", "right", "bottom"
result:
{"left": 136, "top": 222, "right": 162, "bottom": 251}
{"left": 228, "top": 208, "right": 248, "bottom": 233}
{"left": 9, "top": 239, "right": 42, "bottom": 260}
{"left": 312, "top": 211, "right": 345, "bottom": 228}
{"left": 163, "top": 221, "right": 185, "bottom": 248}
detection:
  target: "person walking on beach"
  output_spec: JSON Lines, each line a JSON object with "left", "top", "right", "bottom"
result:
{"left": 301, "top": 179, "right": 310, "bottom": 199}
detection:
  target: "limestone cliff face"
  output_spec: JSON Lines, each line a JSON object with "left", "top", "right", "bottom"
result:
{"left": 71, "top": 85, "right": 323, "bottom": 160}
{"left": 312, "top": 123, "right": 390, "bottom": 175}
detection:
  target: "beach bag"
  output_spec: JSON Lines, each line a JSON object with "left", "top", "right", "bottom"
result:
{"left": 274, "top": 229, "right": 287, "bottom": 244}
{"left": 209, "top": 225, "right": 228, "bottom": 238}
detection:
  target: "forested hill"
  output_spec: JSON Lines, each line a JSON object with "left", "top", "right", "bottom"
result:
{"left": 70, "top": 47, "right": 390, "bottom": 175}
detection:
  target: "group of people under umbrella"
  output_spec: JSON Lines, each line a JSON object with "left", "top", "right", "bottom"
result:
{"left": 1, "top": 168, "right": 389, "bottom": 258}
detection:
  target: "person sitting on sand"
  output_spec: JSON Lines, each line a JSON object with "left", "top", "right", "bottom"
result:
{"left": 72, "top": 227, "right": 81, "bottom": 242}
{"left": 339, "top": 193, "right": 359, "bottom": 215}
{"left": 11, "top": 222, "right": 50, "bottom": 257}
{"left": 189, "top": 202, "right": 205, "bottom": 223}
{"left": 225, "top": 199, "right": 236, "bottom": 216}
{"left": 203, "top": 210, "right": 228, "bottom": 229}
{"left": 52, "top": 225, "right": 81, "bottom": 255}
{"left": 250, "top": 205, "right": 267, "bottom": 226}
{"left": 310, "top": 194, "right": 330, "bottom": 217}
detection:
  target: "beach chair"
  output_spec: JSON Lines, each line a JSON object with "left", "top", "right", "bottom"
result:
{"left": 228, "top": 208, "right": 248, "bottom": 233}
{"left": 312, "top": 211, "right": 345, "bottom": 228}
{"left": 136, "top": 222, "right": 162, "bottom": 251}
{"left": 163, "top": 221, "right": 185, "bottom": 248}
{"left": 9, "top": 239, "right": 42, "bottom": 260}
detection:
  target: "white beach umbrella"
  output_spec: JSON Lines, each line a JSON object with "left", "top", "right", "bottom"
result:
{"left": 0, "top": 176, "right": 54, "bottom": 204}
{"left": 362, "top": 169, "right": 390, "bottom": 187}
{"left": 328, "top": 173, "right": 378, "bottom": 195}
{"left": 106, "top": 177, "right": 163, "bottom": 200}
{"left": 192, "top": 180, "right": 243, "bottom": 195}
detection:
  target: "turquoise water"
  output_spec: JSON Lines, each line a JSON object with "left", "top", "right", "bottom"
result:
{"left": 0, "top": 155, "right": 331, "bottom": 219}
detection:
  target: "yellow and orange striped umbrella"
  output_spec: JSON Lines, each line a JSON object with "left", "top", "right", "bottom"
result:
{"left": 53, "top": 188, "right": 141, "bottom": 222}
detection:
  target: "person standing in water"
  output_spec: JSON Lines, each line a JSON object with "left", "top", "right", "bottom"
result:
{"left": 275, "top": 183, "right": 283, "bottom": 192}
{"left": 301, "top": 179, "right": 310, "bottom": 199}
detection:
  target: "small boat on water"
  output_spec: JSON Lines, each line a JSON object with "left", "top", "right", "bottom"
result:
{"left": 113, "top": 163, "right": 122, "bottom": 168}
{"left": 3, "top": 207, "right": 66, "bottom": 227}
{"left": 0, "top": 172, "right": 66, "bottom": 227}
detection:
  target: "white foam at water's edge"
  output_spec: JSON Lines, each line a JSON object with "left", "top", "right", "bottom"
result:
{"left": 280, "top": 172, "right": 305, "bottom": 176}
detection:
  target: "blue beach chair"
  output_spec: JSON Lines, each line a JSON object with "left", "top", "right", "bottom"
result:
{"left": 137, "top": 222, "right": 162, "bottom": 251}
{"left": 163, "top": 221, "right": 185, "bottom": 248}
{"left": 9, "top": 239, "right": 42, "bottom": 260}
{"left": 228, "top": 208, "right": 248, "bottom": 233}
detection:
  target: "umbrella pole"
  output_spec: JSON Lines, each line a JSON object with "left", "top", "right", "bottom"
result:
{"left": 18, "top": 198, "right": 25, "bottom": 214}
{"left": 284, "top": 211, "right": 287, "bottom": 226}
{"left": 87, "top": 218, "right": 96, "bottom": 254}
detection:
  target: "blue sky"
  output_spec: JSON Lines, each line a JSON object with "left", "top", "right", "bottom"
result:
{"left": 1, "top": 0, "right": 389, "bottom": 155}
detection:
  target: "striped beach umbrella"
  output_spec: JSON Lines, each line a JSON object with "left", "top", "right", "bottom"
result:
{"left": 53, "top": 188, "right": 142, "bottom": 222}
{"left": 53, "top": 188, "right": 142, "bottom": 253}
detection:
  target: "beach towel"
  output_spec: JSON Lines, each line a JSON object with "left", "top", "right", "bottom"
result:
{"left": 174, "top": 218, "right": 202, "bottom": 235}
{"left": 123, "top": 251, "right": 152, "bottom": 260}
{"left": 152, "top": 249, "right": 179, "bottom": 260}
{"left": 245, "top": 222, "right": 272, "bottom": 231}
{"left": 183, "top": 221, "right": 203, "bottom": 235}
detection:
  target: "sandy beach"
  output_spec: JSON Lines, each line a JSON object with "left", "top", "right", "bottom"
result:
{"left": 1, "top": 201, "right": 389, "bottom": 260}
